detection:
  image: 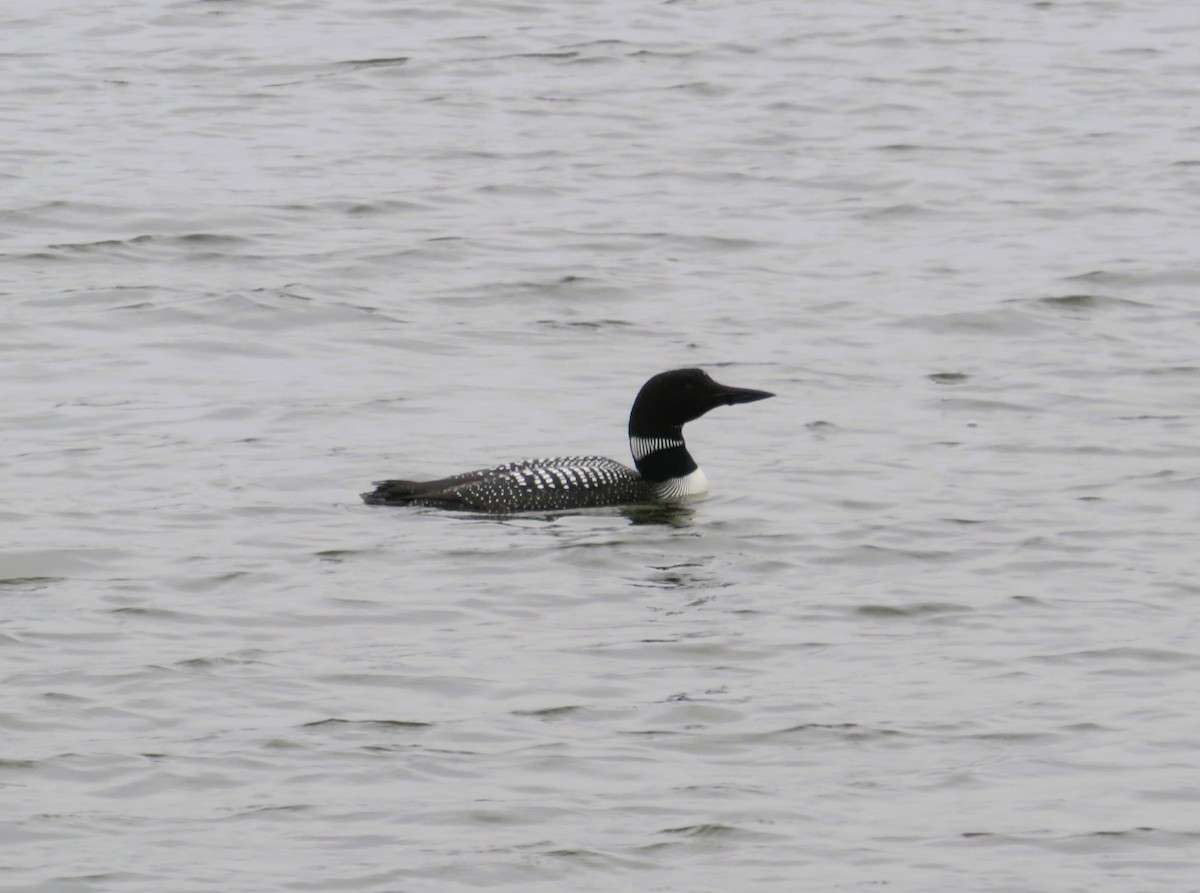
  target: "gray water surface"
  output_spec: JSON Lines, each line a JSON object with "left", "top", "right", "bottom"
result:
{"left": 4, "top": 1, "right": 1200, "bottom": 891}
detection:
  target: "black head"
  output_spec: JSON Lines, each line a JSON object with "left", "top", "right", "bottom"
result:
{"left": 628, "top": 368, "right": 774, "bottom": 437}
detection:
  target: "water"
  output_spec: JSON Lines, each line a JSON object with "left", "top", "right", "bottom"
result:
{"left": 4, "top": 1, "right": 1200, "bottom": 890}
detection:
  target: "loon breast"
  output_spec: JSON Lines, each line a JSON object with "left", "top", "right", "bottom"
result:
{"left": 655, "top": 466, "right": 708, "bottom": 500}
{"left": 362, "top": 456, "right": 659, "bottom": 513}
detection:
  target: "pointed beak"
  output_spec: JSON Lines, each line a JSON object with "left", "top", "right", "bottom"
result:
{"left": 712, "top": 380, "right": 775, "bottom": 406}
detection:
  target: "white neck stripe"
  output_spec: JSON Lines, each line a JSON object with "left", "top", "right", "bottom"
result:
{"left": 629, "top": 435, "right": 685, "bottom": 461}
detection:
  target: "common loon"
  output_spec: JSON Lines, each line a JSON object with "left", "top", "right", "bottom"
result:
{"left": 360, "top": 367, "right": 773, "bottom": 513}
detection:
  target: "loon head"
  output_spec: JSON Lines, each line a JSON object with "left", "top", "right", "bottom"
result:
{"left": 627, "top": 367, "right": 774, "bottom": 486}
{"left": 628, "top": 368, "right": 774, "bottom": 435}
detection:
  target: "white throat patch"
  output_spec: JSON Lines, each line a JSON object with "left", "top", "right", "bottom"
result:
{"left": 629, "top": 435, "right": 685, "bottom": 461}
{"left": 655, "top": 467, "right": 709, "bottom": 502}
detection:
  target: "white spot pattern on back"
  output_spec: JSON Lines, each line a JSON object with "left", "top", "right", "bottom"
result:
{"left": 436, "top": 456, "right": 660, "bottom": 512}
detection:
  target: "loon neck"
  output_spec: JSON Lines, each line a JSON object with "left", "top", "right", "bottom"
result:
{"left": 628, "top": 427, "right": 697, "bottom": 483}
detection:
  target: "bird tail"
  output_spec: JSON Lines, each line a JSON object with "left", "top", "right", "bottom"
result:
{"left": 361, "top": 479, "right": 426, "bottom": 505}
